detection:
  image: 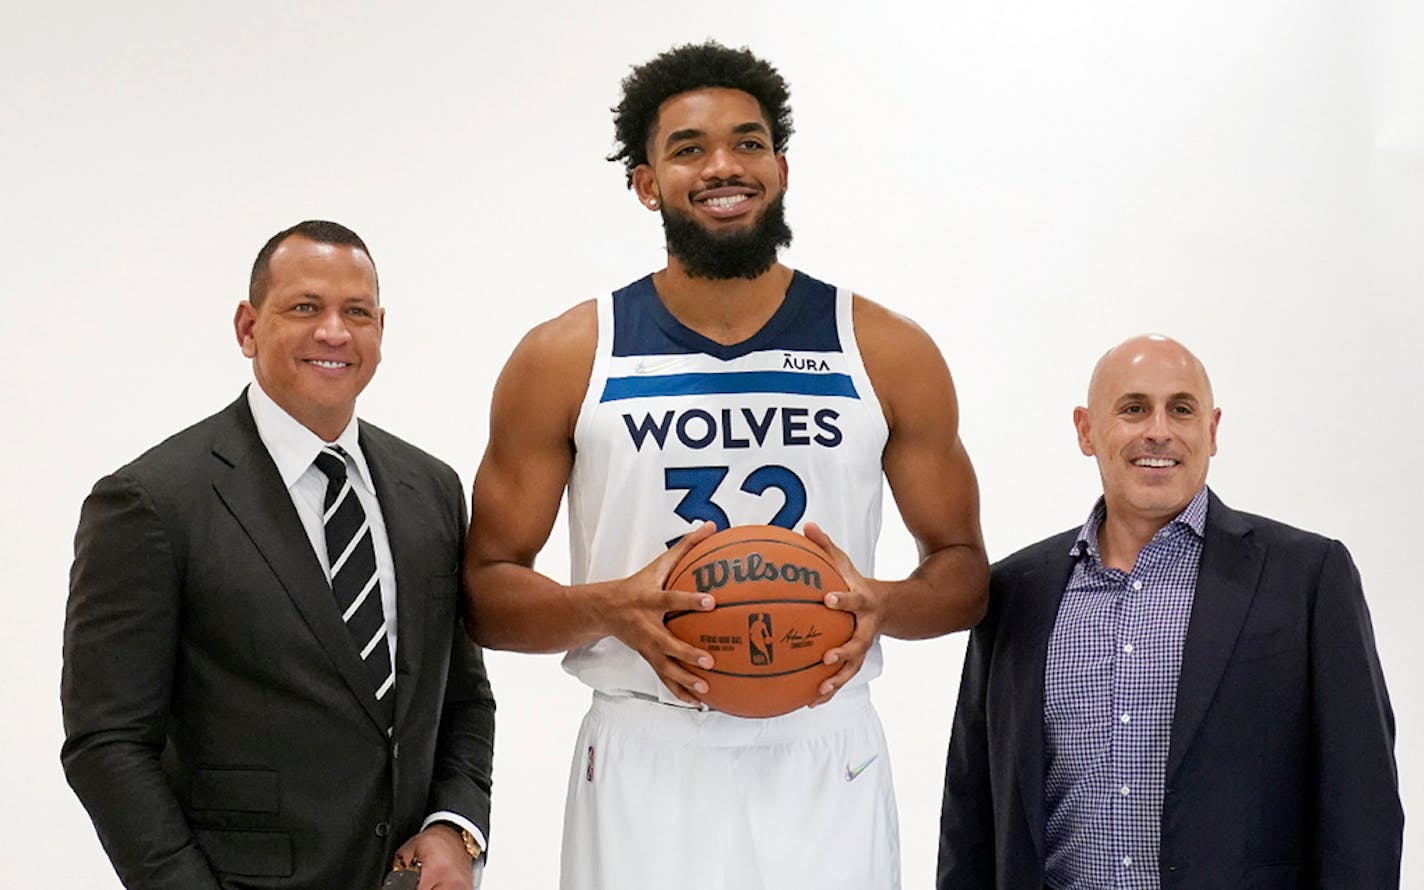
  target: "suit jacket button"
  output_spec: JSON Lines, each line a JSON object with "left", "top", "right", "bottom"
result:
{"left": 375, "top": 821, "right": 390, "bottom": 837}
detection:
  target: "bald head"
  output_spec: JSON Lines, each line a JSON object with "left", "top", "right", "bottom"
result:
{"left": 1087, "top": 334, "right": 1214, "bottom": 412}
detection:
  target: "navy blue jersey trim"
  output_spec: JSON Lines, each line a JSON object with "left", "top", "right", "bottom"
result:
{"left": 610, "top": 270, "right": 841, "bottom": 359}
{"left": 600, "top": 370, "right": 859, "bottom": 403}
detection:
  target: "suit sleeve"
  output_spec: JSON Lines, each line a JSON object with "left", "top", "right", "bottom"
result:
{"left": 937, "top": 594, "right": 998, "bottom": 889}
{"left": 425, "top": 474, "right": 497, "bottom": 847}
{"left": 1309, "top": 540, "right": 1403, "bottom": 887}
{"left": 61, "top": 473, "right": 221, "bottom": 890}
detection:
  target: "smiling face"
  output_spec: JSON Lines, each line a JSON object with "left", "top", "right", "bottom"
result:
{"left": 233, "top": 235, "right": 384, "bottom": 440}
{"left": 632, "top": 87, "right": 790, "bottom": 269}
{"left": 1074, "top": 335, "right": 1221, "bottom": 534}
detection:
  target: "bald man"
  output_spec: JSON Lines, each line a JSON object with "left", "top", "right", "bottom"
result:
{"left": 937, "top": 335, "right": 1402, "bottom": 889}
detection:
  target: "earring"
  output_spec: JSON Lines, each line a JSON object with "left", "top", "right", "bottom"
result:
{"left": 648, "top": 198, "right": 659, "bottom": 209}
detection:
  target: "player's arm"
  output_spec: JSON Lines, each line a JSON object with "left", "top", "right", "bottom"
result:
{"left": 807, "top": 296, "right": 989, "bottom": 699}
{"left": 61, "top": 473, "right": 223, "bottom": 890}
{"left": 463, "top": 302, "right": 715, "bottom": 703}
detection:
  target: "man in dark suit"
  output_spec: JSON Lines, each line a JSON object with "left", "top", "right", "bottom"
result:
{"left": 62, "top": 220, "right": 495, "bottom": 890}
{"left": 938, "top": 334, "right": 1402, "bottom": 889}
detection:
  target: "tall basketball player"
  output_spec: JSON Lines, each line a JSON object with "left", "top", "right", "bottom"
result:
{"left": 465, "top": 42, "right": 988, "bottom": 890}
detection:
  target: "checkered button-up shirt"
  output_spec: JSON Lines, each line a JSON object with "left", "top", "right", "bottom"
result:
{"left": 1043, "top": 487, "right": 1208, "bottom": 890}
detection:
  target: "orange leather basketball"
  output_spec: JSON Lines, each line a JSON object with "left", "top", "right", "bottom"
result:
{"left": 663, "top": 524, "right": 854, "bottom": 718}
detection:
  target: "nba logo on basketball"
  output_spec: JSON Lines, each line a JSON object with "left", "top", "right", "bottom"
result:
{"left": 748, "top": 613, "right": 774, "bottom": 666}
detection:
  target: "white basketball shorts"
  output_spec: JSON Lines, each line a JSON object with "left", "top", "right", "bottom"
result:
{"left": 560, "top": 685, "right": 900, "bottom": 890}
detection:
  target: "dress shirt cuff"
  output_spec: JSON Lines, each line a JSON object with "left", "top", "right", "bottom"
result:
{"left": 422, "top": 810, "right": 487, "bottom": 856}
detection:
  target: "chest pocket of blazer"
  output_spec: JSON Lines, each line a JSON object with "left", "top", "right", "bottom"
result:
{"left": 1227, "top": 625, "right": 1300, "bottom": 666}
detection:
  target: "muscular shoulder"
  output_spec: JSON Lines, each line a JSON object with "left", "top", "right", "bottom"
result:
{"left": 851, "top": 294, "right": 956, "bottom": 431}
{"left": 509, "top": 300, "right": 598, "bottom": 374}
{"left": 495, "top": 300, "right": 598, "bottom": 438}
{"left": 852, "top": 294, "right": 944, "bottom": 368}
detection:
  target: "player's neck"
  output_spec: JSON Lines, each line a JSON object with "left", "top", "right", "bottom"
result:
{"left": 652, "top": 260, "right": 793, "bottom": 347}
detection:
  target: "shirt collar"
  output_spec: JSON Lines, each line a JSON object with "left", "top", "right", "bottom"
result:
{"left": 246, "top": 382, "right": 373, "bottom": 493}
{"left": 1069, "top": 485, "right": 1210, "bottom": 558}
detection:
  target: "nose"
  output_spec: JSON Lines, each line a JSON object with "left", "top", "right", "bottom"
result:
{"left": 1144, "top": 408, "right": 1171, "bottom": 441}
{"left": 314, "top": 308, "right": 352, "bottom": 345}
{"left": 702, "top": 144, "right": 744, "bottom": 181}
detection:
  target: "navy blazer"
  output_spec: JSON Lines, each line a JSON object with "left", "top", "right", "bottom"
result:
{"left": 938, "top": 491, "right": 1402, "bottom": 889}
{"left": 62, "top": 393, "right": 496, "bottom": 890}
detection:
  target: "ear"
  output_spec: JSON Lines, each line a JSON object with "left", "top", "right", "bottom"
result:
{"left": 1073, "top": 406, "right": 1094, "bottom": 456}
{"left": 1208, "top": 406, "right": 1221, "bottom": 456}
{"left": 777, "top": 153, "right": 789, "bottom": 191}
{"left": 234, "top": 301, "right": 258, "bottom": 358}
{"left": 632, "top": 164, "right": 660, "bottom": 210}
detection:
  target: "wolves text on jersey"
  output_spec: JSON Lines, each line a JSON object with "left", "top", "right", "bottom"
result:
{"left": 622, "top": 407, "right": 843, "bottom": 452}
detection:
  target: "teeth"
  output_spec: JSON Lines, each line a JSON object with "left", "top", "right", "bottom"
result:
{"left": 702, "top": 194, "right": 748, "bottom": 208}
{"left": 1133, "top": 458, "right": 1177, "bottom": 468}
{"left": 309, "top": 360, "right": 347, "bottom": 369}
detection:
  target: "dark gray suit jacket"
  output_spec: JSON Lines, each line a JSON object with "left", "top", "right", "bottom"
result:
{"left": 938, "top": 491, "right": 1401, "bottom": 889}
{"left": 62, "top": 393, "right": 495, "bottom": 890}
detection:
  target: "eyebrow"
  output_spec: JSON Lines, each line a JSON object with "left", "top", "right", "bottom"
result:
{"left": 663, "top": 121, "right": 770, "bottom": 149}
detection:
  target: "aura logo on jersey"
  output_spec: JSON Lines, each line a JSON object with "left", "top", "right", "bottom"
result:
{"left": 782, "top": 353, "right": 831, "bottom": 372}
{"left": 690, "top": 551, "right": 823, "bottom": 594}
{"left": 623, "top": 406, "right": 842, "bottom": 451}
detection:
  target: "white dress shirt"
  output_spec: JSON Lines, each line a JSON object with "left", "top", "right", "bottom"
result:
{"left": 246, "top": 385, "right": 400, "bottom": 677}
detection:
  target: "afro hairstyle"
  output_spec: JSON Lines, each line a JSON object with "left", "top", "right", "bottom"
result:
{"left": 609, "top": 41, "right": 793, "bottom": 188}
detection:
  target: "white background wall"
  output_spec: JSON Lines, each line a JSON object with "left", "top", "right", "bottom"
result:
{"left": 3, "top": 1, "right": 1419, "bottom": 886}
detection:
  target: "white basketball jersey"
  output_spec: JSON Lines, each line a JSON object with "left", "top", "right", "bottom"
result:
{"left": 564, "top": 270, "right": 889, "bottom": 703}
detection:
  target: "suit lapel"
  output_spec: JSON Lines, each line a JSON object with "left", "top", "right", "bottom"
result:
{"left": 210, "top": 396, "right": 391, "bottom": 732}
{"left": 1011, "top": 538, "right": 1078, "bottom": 861}
{"left": 360, "top": 424, "right": 431, "bottom": 732}
{"left": 1166, "top": 492, "right": 1264, "bottom": 781}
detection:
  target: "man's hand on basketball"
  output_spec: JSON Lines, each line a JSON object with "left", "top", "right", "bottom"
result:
{"left": 589, "top": 520, "right": 718, "bottom": 706}
{"left": 804, "top": 522, "right": 883, "bottom": 706}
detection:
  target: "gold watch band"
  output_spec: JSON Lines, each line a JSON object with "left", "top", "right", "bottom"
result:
{"left": 458, "top": 827, "right": 482, "bottom": 860}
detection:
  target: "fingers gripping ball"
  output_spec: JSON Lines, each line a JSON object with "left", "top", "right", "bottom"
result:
{"left": 663, "top": 525, "right": 854, "bottom": 718}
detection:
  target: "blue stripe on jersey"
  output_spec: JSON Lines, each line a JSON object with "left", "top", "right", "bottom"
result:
{"left": 600, "top": 370, "right": 859, "bottom": 402}
{"left": 611, "top": 270, "right": 841, "bottom": 359}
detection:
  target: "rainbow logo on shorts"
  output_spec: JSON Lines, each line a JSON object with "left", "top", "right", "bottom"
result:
{"left": 844, "top": 755, "right": 878, "bottom": 782}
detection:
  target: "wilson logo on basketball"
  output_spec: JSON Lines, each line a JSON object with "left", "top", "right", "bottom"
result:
{"left": 691, "top": 552, "right": 823, "bottom": 593}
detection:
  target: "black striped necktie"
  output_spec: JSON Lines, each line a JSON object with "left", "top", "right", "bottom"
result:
{"left": 314, "top": 445, "right": 394, "bottom": 725}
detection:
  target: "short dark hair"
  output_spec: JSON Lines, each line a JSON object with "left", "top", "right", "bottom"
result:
{"left": 609, "top": 41, "right": 794, "bottom": 188}
{"left": 248, "top": 220, "right": 376, "bottom": 306}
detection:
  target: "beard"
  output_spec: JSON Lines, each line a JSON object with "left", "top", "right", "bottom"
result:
{"left": 660, "top": 192, "right": 793, "bottom": 280}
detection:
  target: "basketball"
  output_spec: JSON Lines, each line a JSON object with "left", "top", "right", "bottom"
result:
{"left": 663, "top": 524, "right": 854, "bottom": 718}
